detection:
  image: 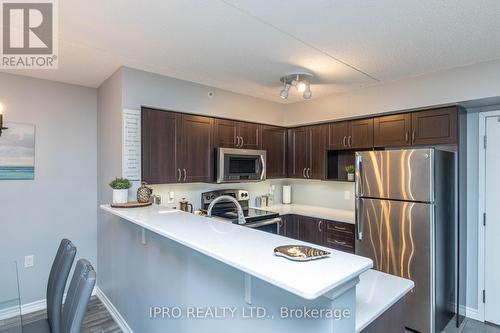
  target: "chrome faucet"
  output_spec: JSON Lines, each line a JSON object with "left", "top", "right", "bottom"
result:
{"left": 207, "top": 195, "right": 246, "bottom": 225}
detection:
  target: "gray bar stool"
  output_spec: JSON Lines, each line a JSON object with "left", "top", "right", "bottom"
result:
{"left": 23, "top": 259, "right": 96, "bottom": 333}
{"left": 23, "top": 239, "right": 77, "bottom": 333}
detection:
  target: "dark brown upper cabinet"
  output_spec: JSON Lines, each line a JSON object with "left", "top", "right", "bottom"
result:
{"left": 142, "top": 108, "right": 214, "bottom": 184}
{"left": 411, "top": 107, "right": 458, "bottom": 145}
{"left": 328, "top": 121, "right": 349, "bottom": 150}
{"left": 214, "top": 119, "right": 260, "bottom": 149}
{"left": 288, "top": 125, "right": 326, "bottom": 180}
{"left": 238, "top": 122, "right": 261, "bottom": 149}
{"left": 179, "top": 114, "right": 214, "bottom": 183}
{"left": 287, "top": 127, "right": 309, "bottom": 178}
{"left": 141, "top": 108, "right": 179, "bottom": 184}
{"left": 261, "top": 125, "right": 287, "bottom": 179}
{"left": 308, "top": 124, "right": 327, "bottom": 179}
{"left": 328, "top": 119, "right": 373, "bottom": 150}
{"left": 214, "top": 119, "right": 237, "bottom": 148}
{"left": 349, "top": 118, "right": 374, "bottom": 149}
{"left": 373, "top": 113, "right": 412, "bottom": 147}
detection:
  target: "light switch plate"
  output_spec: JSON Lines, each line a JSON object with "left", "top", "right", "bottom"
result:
{"left": 168, "top": 191, "right": 175, "bottom": 204}
{"left": 24, "top": 255, "right": 34, "bottom": 268}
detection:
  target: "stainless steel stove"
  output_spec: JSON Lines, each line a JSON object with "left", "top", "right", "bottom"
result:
{"left": 201, "top": 189, "right": 281, "bottom": 233}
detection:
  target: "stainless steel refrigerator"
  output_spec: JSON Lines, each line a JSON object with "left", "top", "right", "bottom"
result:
{"left": 355, "top": 149, "right": 455, "bottom": 333}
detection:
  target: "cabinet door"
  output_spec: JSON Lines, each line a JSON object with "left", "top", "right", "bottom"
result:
{"left": 179, "top": 115, "right": 214, "bottom": 183}
{"left": 373, "top": 113, "right": 411, "bottom": 147}
{"left": 239, "top": 122, "right": 261, "bottom": 150}
{"left": 141, "top": 108, "right": 179, "bottom": 184}
{"left": 328, "top": 121, "right": 349, "bottom": 150}
{"left": 297, "top": 216, "right": 323, "bottom": 245}
{"left": 411, "top": 107, "right": 458, "bottom": 145}
{"left": 280, "top": 215, "right": 299, "bottom": 239}
{"left": 214, "top": 119, "right": 237, "bottom": 148}
{"left": 308, "top": 125, "right": 327, "bottom": 180}
{"left": 261, "top": 125, "right": 287, "bottom": 178}
{"left": 348, "top": 118, "right": 373, "bottom": 149}
{"left": 287, "top": 128, "right": 308, "bottom": 178}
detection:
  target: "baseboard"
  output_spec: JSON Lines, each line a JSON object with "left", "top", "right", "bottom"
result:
{"left": 0, "top": 287, "right": 98, "bottom": 321}
{"left": 95, "top": 287, "right": 133, "bottom": 333}
{"left": 449, "top": 302, "right": 482, "bottom": 322}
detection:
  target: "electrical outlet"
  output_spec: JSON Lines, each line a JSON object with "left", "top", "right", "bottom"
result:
{"left": 344, "top": 191, "right": 351, "bottom": 200}
{"left": 24, "top": 255, "right": 34, "bottom": 268}
{"left": 168, "top": 191, "right": 175, "bottom": 204}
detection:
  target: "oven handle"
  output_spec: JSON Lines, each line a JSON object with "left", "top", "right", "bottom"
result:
{"left": 244, "top": 217, "right": 281, "bottom": 229}
{"left": 259, "top": 154, "right": 266, "bottom": 180}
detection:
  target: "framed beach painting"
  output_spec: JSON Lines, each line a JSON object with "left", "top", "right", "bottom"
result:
{"left": 0, "top": 123, "right": 35, "bottom": 180}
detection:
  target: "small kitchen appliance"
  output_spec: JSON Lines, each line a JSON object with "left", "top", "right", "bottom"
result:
{"left": 215, "top": 148, "right": 266, "bottom": 183}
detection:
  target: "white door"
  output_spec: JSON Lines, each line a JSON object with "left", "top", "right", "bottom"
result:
{"left": 485, "top": 115, "right": 500, "bottom": 325}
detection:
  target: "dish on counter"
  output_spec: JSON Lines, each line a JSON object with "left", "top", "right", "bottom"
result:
{"left": 274, "top": 245, "right": 330, "bottom": 261}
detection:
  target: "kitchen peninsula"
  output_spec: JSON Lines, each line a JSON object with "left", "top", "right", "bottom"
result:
{"left": 100, "top": 204, "right": 413, "bottom": 333}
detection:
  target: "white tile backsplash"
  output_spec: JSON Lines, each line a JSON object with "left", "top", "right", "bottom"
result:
{"left": 149, "top": 179, "right": 355, "bottom": 211}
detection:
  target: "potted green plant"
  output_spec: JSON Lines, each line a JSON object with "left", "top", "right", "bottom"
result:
{"left": 109, "top": 177, "right": 131, "bottom": 204}
{"left": 345, "top": 164, "right": 355, "bottom": 182}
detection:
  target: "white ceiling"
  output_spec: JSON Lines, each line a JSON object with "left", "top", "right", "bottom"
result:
{"left": 3, "top": 0, "right": 500, "bottom": 103}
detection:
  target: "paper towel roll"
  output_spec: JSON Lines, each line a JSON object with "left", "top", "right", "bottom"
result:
{"left": 282, "top": 185, "right": 291, "bottom": 204}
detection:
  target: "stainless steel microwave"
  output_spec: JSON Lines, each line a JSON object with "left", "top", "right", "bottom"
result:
{"left": 216, "top": 148, "right": 266, "bottom": 183}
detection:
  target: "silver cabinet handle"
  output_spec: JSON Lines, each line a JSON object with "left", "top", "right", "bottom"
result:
{"left": 318, "top": 220, "right": 323, "bottom": 232}
{"left": 240, "top": 136, "right": 244, "bottom": 148}
{"left": 236, "top": 136, "right": 240, "bottom": 147}
{"left": 183, "top": 168, "right": 187, "bottom": 182}
{"left": 177, "top": 168, "right": 182, "bottom": 182}
{"left": 302, "top": 168, "right": 306, "bottom": 178}
{"left": 343, "top": 136, "right": 347, "bottom": 147}
{"left": 405, "top": 131, "right": 409, "bottom": 143}
{"left": 412, "top": 131, "right": 416, "bottom": 143}
{"left": 334, "top": 239, "right": 348, "bottom": 246}
{"left": 307, "top": 168, "right": 311, "bottom": 178}
{"left": 333, "top": 225, "right": 347, "bottom": 231}
{"left": 348, "top": 135, "right": 352, "bottom": 147}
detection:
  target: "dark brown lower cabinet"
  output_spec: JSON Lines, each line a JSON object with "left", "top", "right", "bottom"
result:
{"left": 297, "top": 215, "right": 323, "bottom": 245}
{"left": 280, "top": 215, "right": 355, "bottom": 253}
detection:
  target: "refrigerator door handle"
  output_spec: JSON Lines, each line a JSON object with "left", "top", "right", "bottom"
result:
{"left": 355, "top": 154, "right": 364, "bottom": 196}
{"left": 355, "top": 198, "right": 364, "bottom": 240}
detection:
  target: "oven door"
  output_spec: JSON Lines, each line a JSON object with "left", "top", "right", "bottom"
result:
{"left": 217, "top": 148, "right": 266, "bottom": 183}
{"left": 244, "top": 217, "right": 280, "bottom": 234}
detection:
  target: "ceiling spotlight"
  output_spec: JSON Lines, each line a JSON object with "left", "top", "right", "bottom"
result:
{"left": 297, "top": 81, "right": 307, "bottom": 93}
{"left": 280, "top": 83, "right": 291, "bottom": 99}
{"left": 279, "top": 73, "right": 313, "bottom": 100}
{"left": 303, "top": 83, "right": 312, "bottom": 99}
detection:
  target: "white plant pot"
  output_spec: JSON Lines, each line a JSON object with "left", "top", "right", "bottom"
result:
{"left": 347, "top": 173, "right": 355, "bottom": 182}
{"left": 113, "top": 189, "right": 129, "bottom": 204}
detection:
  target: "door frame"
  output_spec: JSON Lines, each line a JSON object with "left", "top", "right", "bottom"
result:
{"left": 478, "top": 110, "right": 500, "bottom": 322}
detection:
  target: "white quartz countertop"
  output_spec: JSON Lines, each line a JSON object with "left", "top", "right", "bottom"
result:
{"left": 100, "top": 204, "right": 372, "bottom": 300}
{"left": 259, "top": 204, "right": 355, "bottom": 224}
{"left": 355, "top": 269, "right": 414, "bottom": 332}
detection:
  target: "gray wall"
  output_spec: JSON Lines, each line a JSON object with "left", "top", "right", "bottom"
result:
{"left": 0, "top": 73, "right": 97, "bottom": 304}
{"left": 122, "top": 67, "right": 286, "bottom": 125}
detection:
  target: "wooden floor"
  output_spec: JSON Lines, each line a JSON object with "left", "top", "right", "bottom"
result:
{"left": 0, "top": 296, "right": 122, "bottom": 333}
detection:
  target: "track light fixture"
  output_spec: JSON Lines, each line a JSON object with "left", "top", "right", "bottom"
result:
{"left": 279, "top": 73, "right": 313, "bottom": 100}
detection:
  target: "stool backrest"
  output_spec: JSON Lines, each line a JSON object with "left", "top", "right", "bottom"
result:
{"left": 47, "top": 239, "right": 77, "bottom": 333}
{"left": 61, "top": 259, "right": 96, "bottom": 333}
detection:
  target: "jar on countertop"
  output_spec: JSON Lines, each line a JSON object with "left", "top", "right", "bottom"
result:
{"left": 137, "top": 182, "right": 153, "bottom": 203}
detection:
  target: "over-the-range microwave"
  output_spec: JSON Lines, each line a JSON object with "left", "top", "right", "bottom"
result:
{"left": 215, "top": 148, "right": 266, "bottom": 183}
